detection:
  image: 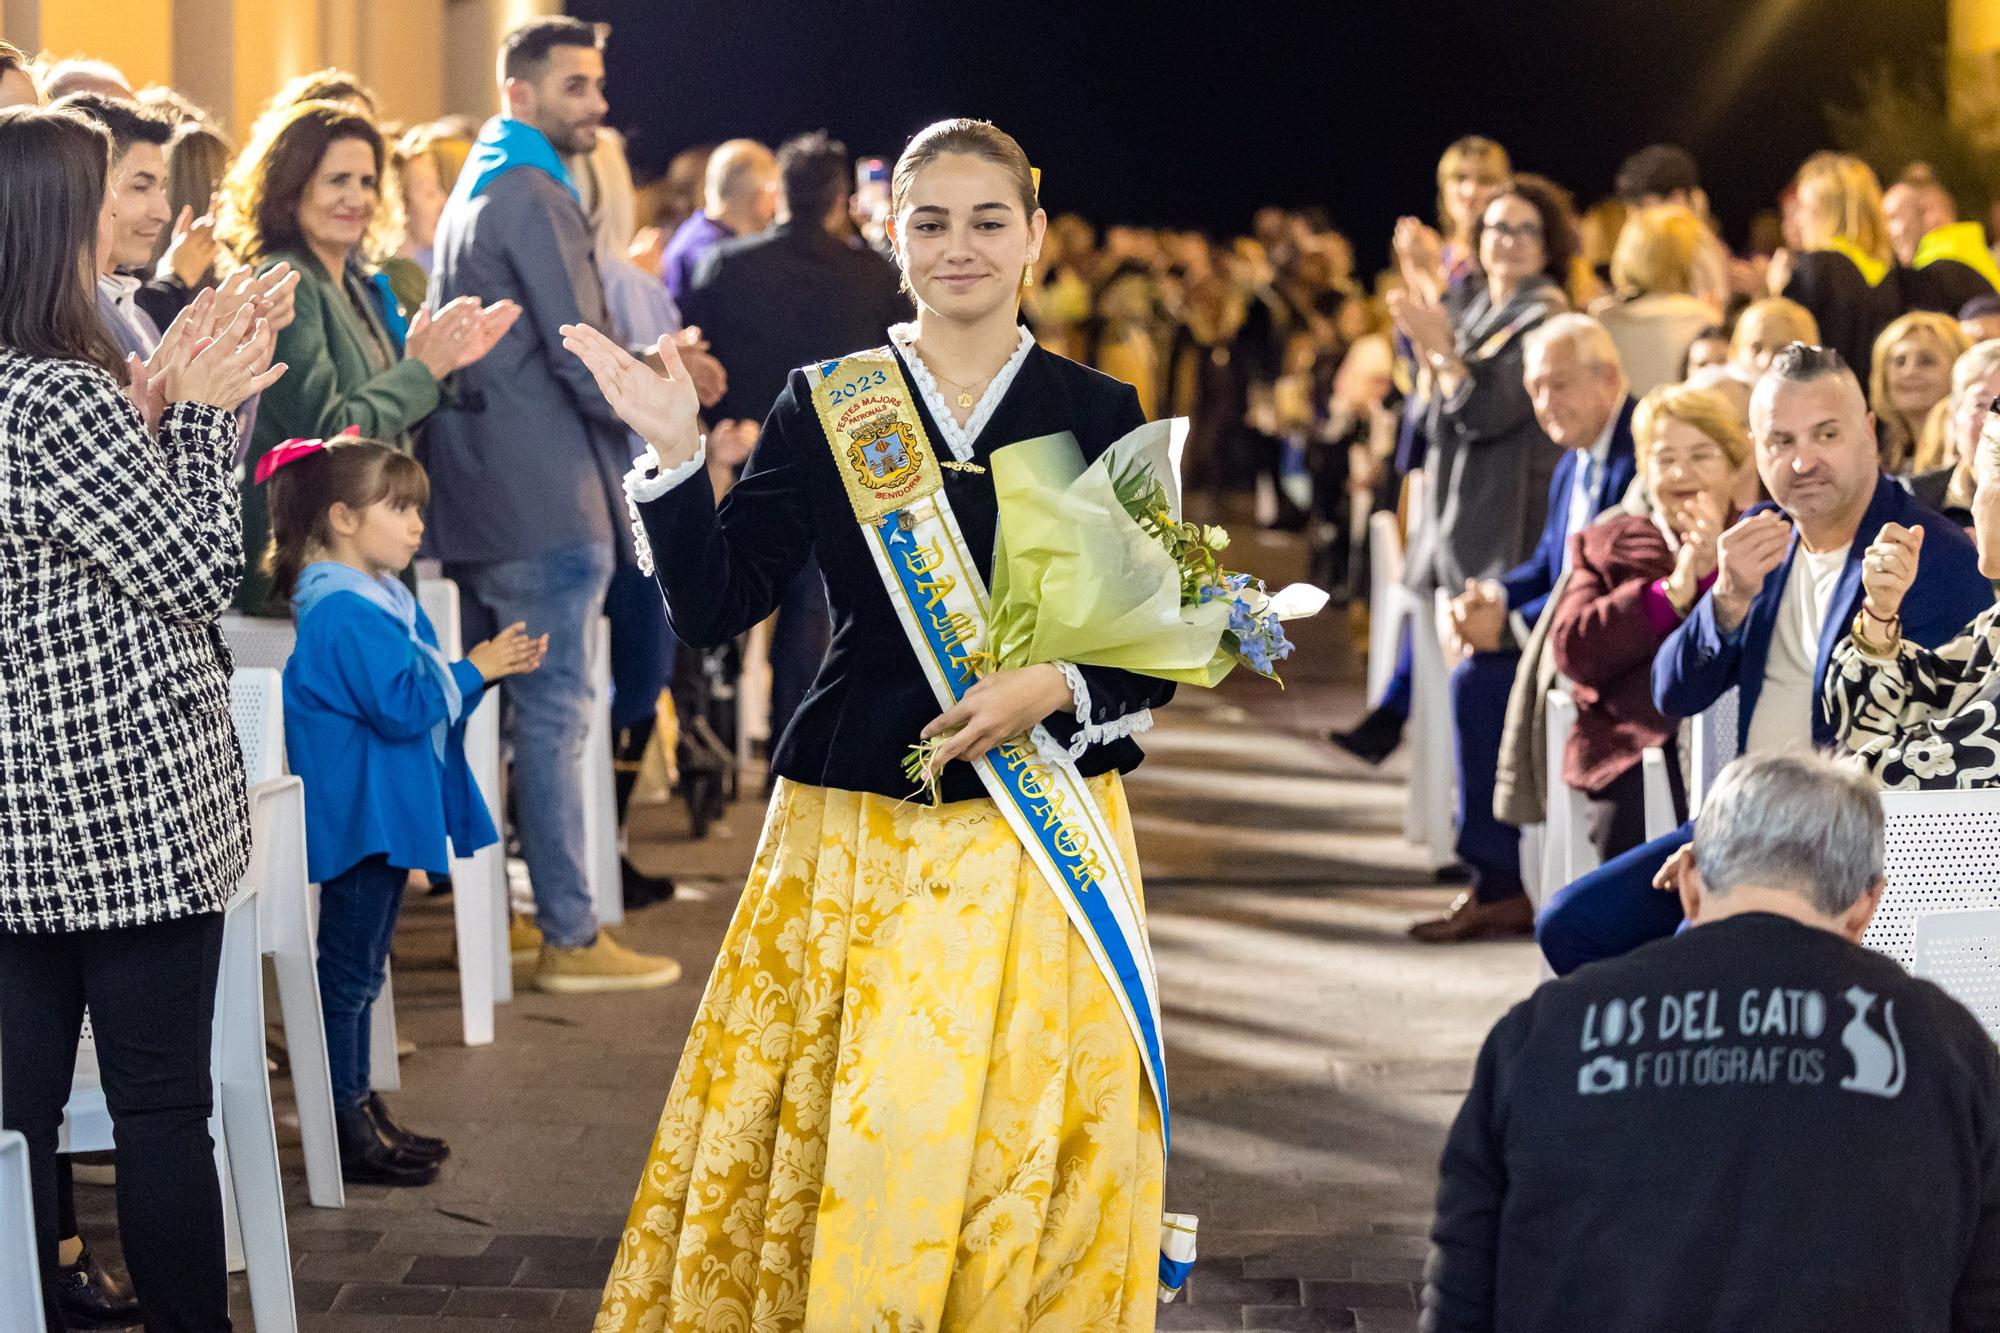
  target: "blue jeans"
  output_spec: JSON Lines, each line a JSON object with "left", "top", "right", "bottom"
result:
{"left": 1536, "top": 821, "right": 1694, "bottom": 975}
{"left": 318, "top": 854, "right": 406, "bottom": 1110}
{"left": 1451, "top": 649, "right": 1522, "bottom": 901}
{"left": 449, "top": 538, "right": 615, "bottom": 949}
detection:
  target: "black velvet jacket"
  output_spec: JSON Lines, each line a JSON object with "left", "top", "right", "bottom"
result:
{"left": 635, "top": 342, "right": 1174, "bottom": 803}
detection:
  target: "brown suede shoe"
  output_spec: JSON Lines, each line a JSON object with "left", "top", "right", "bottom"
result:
{"left": 1408, "top": 891, "right": 1535, "bottom": 943}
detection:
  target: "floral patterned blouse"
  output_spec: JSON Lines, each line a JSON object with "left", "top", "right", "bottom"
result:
{"left": 1826, "top": 600, "right": 2000, "bottom": 788}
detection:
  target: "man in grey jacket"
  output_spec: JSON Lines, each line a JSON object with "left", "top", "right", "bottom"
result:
{"left": 427, "top": 15, "right": 679, "bottom": 993}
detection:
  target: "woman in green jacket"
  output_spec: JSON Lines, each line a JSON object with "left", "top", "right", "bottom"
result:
{"left": 217, "top": 98, "right": 516, "bottom": 612}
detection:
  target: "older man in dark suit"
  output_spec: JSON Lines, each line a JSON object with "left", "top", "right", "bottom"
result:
{"left": 1537, "top": 343, "right": 1996, "bottom": 973}
{"left": 1414, "top": 315, "right": 1639, "bottom": 941}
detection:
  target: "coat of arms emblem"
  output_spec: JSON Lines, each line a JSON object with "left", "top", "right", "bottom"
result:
{"left": 848, "top": 420, "right": 924, "bottom": 491}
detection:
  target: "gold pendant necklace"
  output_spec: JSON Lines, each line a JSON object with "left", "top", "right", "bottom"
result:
{"left": 911, "top": 342, "right": 996, "bottom": 413}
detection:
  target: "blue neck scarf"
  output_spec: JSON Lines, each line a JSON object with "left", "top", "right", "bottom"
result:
{"left": 293, "top": 562, "right": 462, "bottom": 760}
{"left": 452, "top": 116, "right": 579, "bottom": 208}
{"left": 365, "top": 272, "right": 409, "bottom": 353}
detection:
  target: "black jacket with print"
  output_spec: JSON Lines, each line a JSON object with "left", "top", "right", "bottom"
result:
{"left": 1423, "top": 913, "right": 2000, "bottom": 1333}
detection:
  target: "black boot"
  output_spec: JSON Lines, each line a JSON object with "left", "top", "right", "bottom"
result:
{"left": 1329, "top": 705, "right": 1407, "bottom": 765}
{"left": 53, "top": 1245, "right": 139, "bottom": 1330}
{"left": 336, "top": 1104, "right": 438, "bottom": 1187}
{"left": 621, "top": 856, "right": 675, "bottom": 910}
{"left": 364, "top": 1092, "right": 450, "bottom": 1163}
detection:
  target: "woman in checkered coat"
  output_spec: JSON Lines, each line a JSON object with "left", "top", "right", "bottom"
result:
{"left": 0, "top": 104, "right": 285, "bottom": 1333}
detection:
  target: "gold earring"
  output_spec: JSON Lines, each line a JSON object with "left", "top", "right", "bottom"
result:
{"left": 1023, "top": 264, "right": 1035, "bottom": 289}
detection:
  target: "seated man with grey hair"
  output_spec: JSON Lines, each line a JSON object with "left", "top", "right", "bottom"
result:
{"left": 1412, "top": 313, "right": 1639, "bottom": 941}
{"left": 1424, "top": 751, "right": 2000, "bottom": 1333}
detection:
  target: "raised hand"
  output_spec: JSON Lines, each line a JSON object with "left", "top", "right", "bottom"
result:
{"left": 166, "top": 301, "right": 288, "bottom": 410}
{"left": 468, "top": 621, "right": 549, "bottom": 682}
{"left": 1662, "top": 489, "right": 1723, "bottom": 614}
{"left": 561, "top": 324, "right": 703, "bottom": 469}
{"left": 164, "top": 205, "right": 220, "bottom": 288}
{"left": 1710, "top": 509, "right": 1793, "bottom": 632}
{"left": 1388, "top": 288, "right": 1454, "bottom": 363}
{"left": 1861, "top": 521, "right": 1923, "bottom": 623}
{"left": 248, "top": 263, "right": 300, "bottom": 334}
{"left": 404, "top": 297, "right": 481, "bottom": 378}
{"left": 451, "top": 300, "right": 521, "bottom": 372}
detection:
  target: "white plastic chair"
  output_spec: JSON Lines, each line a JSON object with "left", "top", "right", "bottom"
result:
{"left": 583, "top": 614, "right": 624, "bottom": 927}
{"left": 229, "top": 671, "right": 343, "bottom": 1208}
{"left": 0, "top": 1130, "right": 41, "bottom": 1330}
{"left": 1640, "top": 747, "right": 1677, "bottom": 841}
{"left": 59, "top": 888, "right": 297, "bottom": 1332}
{"left": 417, "top": 578, "right": 510, "bottom": 1039}
{"left": 1401, "top": 587, "right": 1458, "bottom": 868}
{"left": 1541, "top": 691, "right": 1599, "bottom": 896}
{"left": 1365, "top": 510, "right": 1405, "bottom": 706}
{"left": 1866, "top": 788, "right": 2000, "bottom": 972}
{"left": 1912, "top": 908, "right": 2000, "bottom": 1042}
{"left": 1687, "top": 688, "right": 1740, "bottom": 814}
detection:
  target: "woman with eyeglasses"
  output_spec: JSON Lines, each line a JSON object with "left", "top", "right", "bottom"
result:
{"left": 1546, "top": 384, "right": 1754, "bottom": 859}
{"left": 1387, "top": 174, "right": 1576, "bottom": 628}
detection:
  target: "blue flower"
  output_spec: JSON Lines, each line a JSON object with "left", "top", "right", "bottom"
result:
{"left": 1227, "top": 598, "right": 1256, "bottom": 636}
{"left": 1225, "top": 572, "right": 1255, "bottom": 593}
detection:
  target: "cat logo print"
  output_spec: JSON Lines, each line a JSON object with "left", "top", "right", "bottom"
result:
{"left": 1838, "top": 985, "right": 1906, "bottom": 1099}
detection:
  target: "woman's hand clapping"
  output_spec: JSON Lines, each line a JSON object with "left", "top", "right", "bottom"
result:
{"left": 151, "top": 288, "right": 288, "bottom": 412}
{"left": 1662, "top": 490, "right": 1723, "bottom": 615}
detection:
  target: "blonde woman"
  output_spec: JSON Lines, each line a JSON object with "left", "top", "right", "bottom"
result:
{"left": 1729, "top": 296, "right": 1820, "bottom": 374}
{"left": 1394, "top": 134, "right": 1510, "bottom": 304}
{"left": 1906, "top": 338, "right": 2000, "bottom": 521}
{"left": 1869, "top": 310, "right": 1969, "bottom": 473}
{"left": 1772, "top": 152, "right": 1903, "bottom": 373}
{"left": 379, "top": 119, "right": 473, "bottom": 311}
{"left": 1591, "top": 204, "right": 1717, "bottom": 394}
{"left": 1548, "top": 384, "right": 1753, "bottom": 858}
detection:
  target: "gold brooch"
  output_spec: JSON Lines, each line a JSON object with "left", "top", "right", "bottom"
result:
{"left": 941, "top": 459, "right": 987, "bottom": 475}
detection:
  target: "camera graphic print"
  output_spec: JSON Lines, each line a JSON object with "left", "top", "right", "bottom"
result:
{"left": 1572, "top": 983, "right": 1906, "bottom": 1101}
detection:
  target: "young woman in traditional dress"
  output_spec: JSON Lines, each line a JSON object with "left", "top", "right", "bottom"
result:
{"left": 564, "top": 118, "right": 1178, "bottom": 1331}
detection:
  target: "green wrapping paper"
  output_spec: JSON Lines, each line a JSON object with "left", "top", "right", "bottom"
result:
{"left": 988, "top": 420, "right": 1239, "bottom": 687}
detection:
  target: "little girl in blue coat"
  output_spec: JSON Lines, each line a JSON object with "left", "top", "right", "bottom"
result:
{"left": 259, "top": 435, "right": 546, "bottom": 1186}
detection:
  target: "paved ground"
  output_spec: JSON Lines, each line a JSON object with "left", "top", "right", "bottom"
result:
{"left": 76, "top": 535, "right": 1542, "bottom": 1333}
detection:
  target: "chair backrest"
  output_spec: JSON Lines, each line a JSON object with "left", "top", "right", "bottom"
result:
{"left": 1365, "top": 512, "right": 1406, "bottom": 705}
{"left": 1687, "top": 688, "right": 1740, "bottom": 813}
{"left": 218, "top": 614, "right": 297, "bottom": 672}
{"left": 230, "top": 669, "right": 286, "bottom": 785}
{"left": 1912, "top": 908, "right": 2000, "bottom": 1041}
{"left": 1866, "top": 789, "right": 2000, "bottom": 971}
{"left": 1542, "top": 691, "right": 1597, "bottom": 892}
{"left": 416, "top": 578, "right": 463, "bottom": 658}
{"left": 0, "top": 1130, "right": 41, "bottom": 1329}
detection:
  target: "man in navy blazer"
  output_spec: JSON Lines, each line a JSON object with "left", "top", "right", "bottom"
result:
{"left": 1537, "top": 342, "right": 1995, "bottom": 971}
{"left": 1415, "top": 316, "right": 1640, "bottom": 941}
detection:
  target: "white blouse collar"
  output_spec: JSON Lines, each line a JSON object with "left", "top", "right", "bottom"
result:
{"left": 888, "top": 321, "right": 1036, "bottom": 463}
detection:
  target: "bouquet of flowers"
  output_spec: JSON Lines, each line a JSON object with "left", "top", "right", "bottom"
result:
{"left": 903, "top": 418, "right": 1325, "bottom": 792}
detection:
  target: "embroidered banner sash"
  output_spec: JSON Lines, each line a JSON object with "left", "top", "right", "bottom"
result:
{"left": 805, "top": 349, "right": 1171, "bottom": 1148}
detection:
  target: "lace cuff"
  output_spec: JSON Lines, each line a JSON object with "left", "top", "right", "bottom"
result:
{"left": 1042, "top": 661, "right": 1155, "bottom": 763}
{"left": 623, "top": 438, "right": 706, "bottom": 575}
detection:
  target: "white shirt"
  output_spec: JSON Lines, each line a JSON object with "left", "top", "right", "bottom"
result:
{"left": 1743, "top": 544, "right": 1847, "bottom": 756}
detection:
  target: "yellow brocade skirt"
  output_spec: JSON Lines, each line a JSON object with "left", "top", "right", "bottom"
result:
{"left": 595, "top": 774, "right": 1164, "bottom": 1333}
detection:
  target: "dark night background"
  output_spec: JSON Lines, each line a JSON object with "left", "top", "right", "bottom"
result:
{"left": 573, "top": 0, "right": 1947, "bottom": 267}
